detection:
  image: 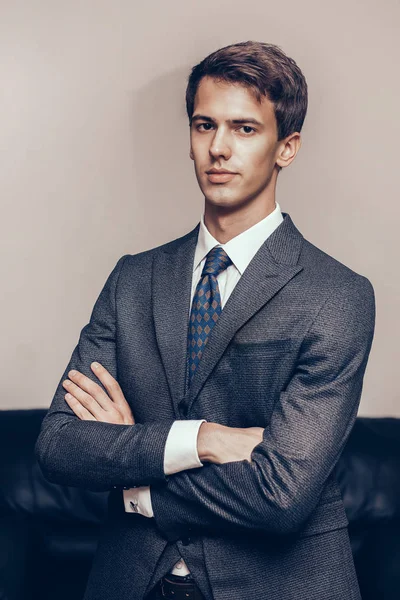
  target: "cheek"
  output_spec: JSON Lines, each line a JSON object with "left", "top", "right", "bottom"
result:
{"left": 191, "top": 133, "right": 208, "bottom": 154}
{"left": 240, "top": 143, "right": 274, "bottom": 177}
{"left": 191, "top": 145, "right": 209, "bottom": 171}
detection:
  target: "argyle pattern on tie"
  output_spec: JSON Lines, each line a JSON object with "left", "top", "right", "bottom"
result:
{"left": 187, "top": 246, "right": 232, "bottom": 385}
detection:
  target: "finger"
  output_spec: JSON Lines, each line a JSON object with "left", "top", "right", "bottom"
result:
{"left": 66, "top": 370, "right": 112, "bottom": 411}
{"left": 90, "top": 362, "right": 128, "bottom": 408}
{"left": 65, "top": 393, "right": 96, "bottom": 421}
{"left": 62, "top": 380, "right": 108, "bottom": 421}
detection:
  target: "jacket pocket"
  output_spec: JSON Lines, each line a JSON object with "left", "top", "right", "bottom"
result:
{"left": 230, "top": 338, "right": 294, "bottom": 355}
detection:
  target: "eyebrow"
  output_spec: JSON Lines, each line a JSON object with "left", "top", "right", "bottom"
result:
{"left": 191, "top": 114, "right": 263, "bottom": 127}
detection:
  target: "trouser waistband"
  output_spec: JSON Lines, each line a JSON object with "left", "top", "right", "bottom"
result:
{"left": 156, "top": 573, "right": 206, "bottom": 600}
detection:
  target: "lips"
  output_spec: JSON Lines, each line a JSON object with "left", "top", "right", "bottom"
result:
{"left": 206, "top": 169, "right": 237, "bottom": 183}
{"left": 206, "top": 169, "right": 236, "bottom": 174}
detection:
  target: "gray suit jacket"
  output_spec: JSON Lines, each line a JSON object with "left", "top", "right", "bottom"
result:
{"left": 35, "top": 212, "right": 375, "bottom": 600}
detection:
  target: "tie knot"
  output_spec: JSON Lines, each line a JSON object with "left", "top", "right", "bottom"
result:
{"left": 202, "top": 246, "right": 232, "bottom": 278}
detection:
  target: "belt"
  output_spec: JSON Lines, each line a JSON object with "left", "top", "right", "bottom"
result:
{"left": 156, "top": 573, "right": 206, "bottom": 600}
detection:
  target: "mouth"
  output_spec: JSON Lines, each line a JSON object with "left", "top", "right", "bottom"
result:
{"left": 206, "top": 169, "right": 238, "bottom": 183}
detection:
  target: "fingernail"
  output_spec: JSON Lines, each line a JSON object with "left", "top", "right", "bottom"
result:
{"left": 92, "top": 362, "right": 100, "bottom": 369}
{"left": 69, "top": 370, "right": 77, "bottom": 376}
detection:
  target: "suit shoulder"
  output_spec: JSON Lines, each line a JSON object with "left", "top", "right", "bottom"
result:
{"left": 113, "top": 224, "right": 199, "bottom": 272}
{"left": 298, "top": 240, "right": 375, "bottom": 337}
{"left": 299, "top": 239, "right": 375, "bottom": 318}
{"left": 301, "top": 238, "right": 374, "bottom": 292}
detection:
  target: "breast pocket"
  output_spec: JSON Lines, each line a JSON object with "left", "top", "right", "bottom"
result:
{"left": 230, "top": 338, "right": 294, "bottom": 355}
{"left": 227, "top": 338, "right": 295, "bottom": 425}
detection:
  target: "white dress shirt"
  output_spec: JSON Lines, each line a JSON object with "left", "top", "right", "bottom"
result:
{"left": 123, "top": 201, "right": 284, "bottom": 576}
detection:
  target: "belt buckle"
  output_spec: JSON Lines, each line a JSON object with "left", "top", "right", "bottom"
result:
{"left": 160, "top": 576, "right": 195, "bottom": 599}
{"left": 159, "top": 578, "right": 171, "bottom": 599}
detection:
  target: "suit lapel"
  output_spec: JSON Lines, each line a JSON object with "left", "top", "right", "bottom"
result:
{"left": 152, "top": 224, "right": 200, "bottom": 416}
{"left": 152, "top": 213, "right": 304, "bottom": 416}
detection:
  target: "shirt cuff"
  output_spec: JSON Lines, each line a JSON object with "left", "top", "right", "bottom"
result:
{"left": 123, "top": 486, "right": 153, "bottom": 518}
{"left": 163, "top": 419, "right": 207, "bottom": 475}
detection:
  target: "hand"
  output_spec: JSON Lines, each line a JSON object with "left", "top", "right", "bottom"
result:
{"left": 62, "top": 362, "right": 135, "bottom": 425}
{"left": 197, "top": 422, "right": 264, "bottom": 464}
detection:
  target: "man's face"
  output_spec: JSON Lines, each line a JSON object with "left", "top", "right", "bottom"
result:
{"left": 189, "top": 76, "right": 285, "bottom": 212}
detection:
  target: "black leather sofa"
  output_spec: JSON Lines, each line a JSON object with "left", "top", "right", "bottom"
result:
{"left": 0, "top": 409, "right": 399, "bottom": 600}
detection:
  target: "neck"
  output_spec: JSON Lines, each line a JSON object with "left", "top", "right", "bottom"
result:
{"left": 204, "top": 196, "right": 277, "bottom": 245}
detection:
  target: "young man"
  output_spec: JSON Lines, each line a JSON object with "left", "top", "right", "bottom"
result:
{"left": 35, "top": 41, "right": 375, "bottom": 600}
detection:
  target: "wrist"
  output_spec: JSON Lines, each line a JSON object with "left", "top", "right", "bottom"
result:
{"left": 197, "top": 422, "right": 223, "bottom": 463}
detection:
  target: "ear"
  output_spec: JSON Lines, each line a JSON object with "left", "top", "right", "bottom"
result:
{"left": 276, "top": 133, "right": 301, "bottom": 170}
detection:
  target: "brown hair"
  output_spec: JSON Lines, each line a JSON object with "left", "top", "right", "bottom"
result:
{"left": 185, "top": 41, "right": 308, "bottom": 142}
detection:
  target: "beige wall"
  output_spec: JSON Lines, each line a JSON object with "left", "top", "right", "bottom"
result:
{"left": 1, "top": 0, "right": 398, "bottom": 416}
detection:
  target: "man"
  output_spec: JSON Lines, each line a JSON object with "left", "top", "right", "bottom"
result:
{"left": 35, "top": 41, "right": 375, "bottom": 600}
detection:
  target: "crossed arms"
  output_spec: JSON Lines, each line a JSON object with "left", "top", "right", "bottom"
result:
{"left": 35, "top": 254, "right": 376, "bottom": 539}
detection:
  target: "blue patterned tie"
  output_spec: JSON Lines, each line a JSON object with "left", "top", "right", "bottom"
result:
{"left": 187, "top": 246, "right": 233, "bottom": 385}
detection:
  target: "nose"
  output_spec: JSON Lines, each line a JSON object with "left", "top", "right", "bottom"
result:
{"left": 209, "top": 127, "right": 232, "bottom": 161}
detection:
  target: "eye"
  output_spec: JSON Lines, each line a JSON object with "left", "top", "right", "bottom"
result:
{"left": 239, "top": 126, "right": 256, "bottom": 134}
{"left": 196, "top": 123, "right": 214, "bottom": 131}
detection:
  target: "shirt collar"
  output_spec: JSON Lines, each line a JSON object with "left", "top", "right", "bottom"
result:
{"left": 193, "top": 201, "right": 284, "bottom": 276}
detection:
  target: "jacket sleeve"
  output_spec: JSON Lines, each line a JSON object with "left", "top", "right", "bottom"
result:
{"left": 35, "top": 254, "right": 176, "bottom": 492}
{"left": 150, "top": 275, "right": 376, "bottom": 539}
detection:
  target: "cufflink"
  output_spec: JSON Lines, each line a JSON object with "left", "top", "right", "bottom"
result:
{"left": 130, "top": 500, "right": 139, "bottom": 513}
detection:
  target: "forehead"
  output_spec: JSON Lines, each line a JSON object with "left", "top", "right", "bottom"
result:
{"left": 193, "top": 76, "right": 275, "bottom": 124}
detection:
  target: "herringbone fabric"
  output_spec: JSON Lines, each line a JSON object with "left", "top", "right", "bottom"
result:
{"left": 187, "top": 246, "right": 232, "bottom": 384}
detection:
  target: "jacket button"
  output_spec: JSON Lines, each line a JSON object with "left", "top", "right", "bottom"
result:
{"left": 179, "top": 401, "right": 189, "bottom": 417}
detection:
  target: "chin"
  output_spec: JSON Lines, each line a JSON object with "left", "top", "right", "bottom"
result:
{"left": 204, "top": 194, "right": 246, "bottom": 212}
